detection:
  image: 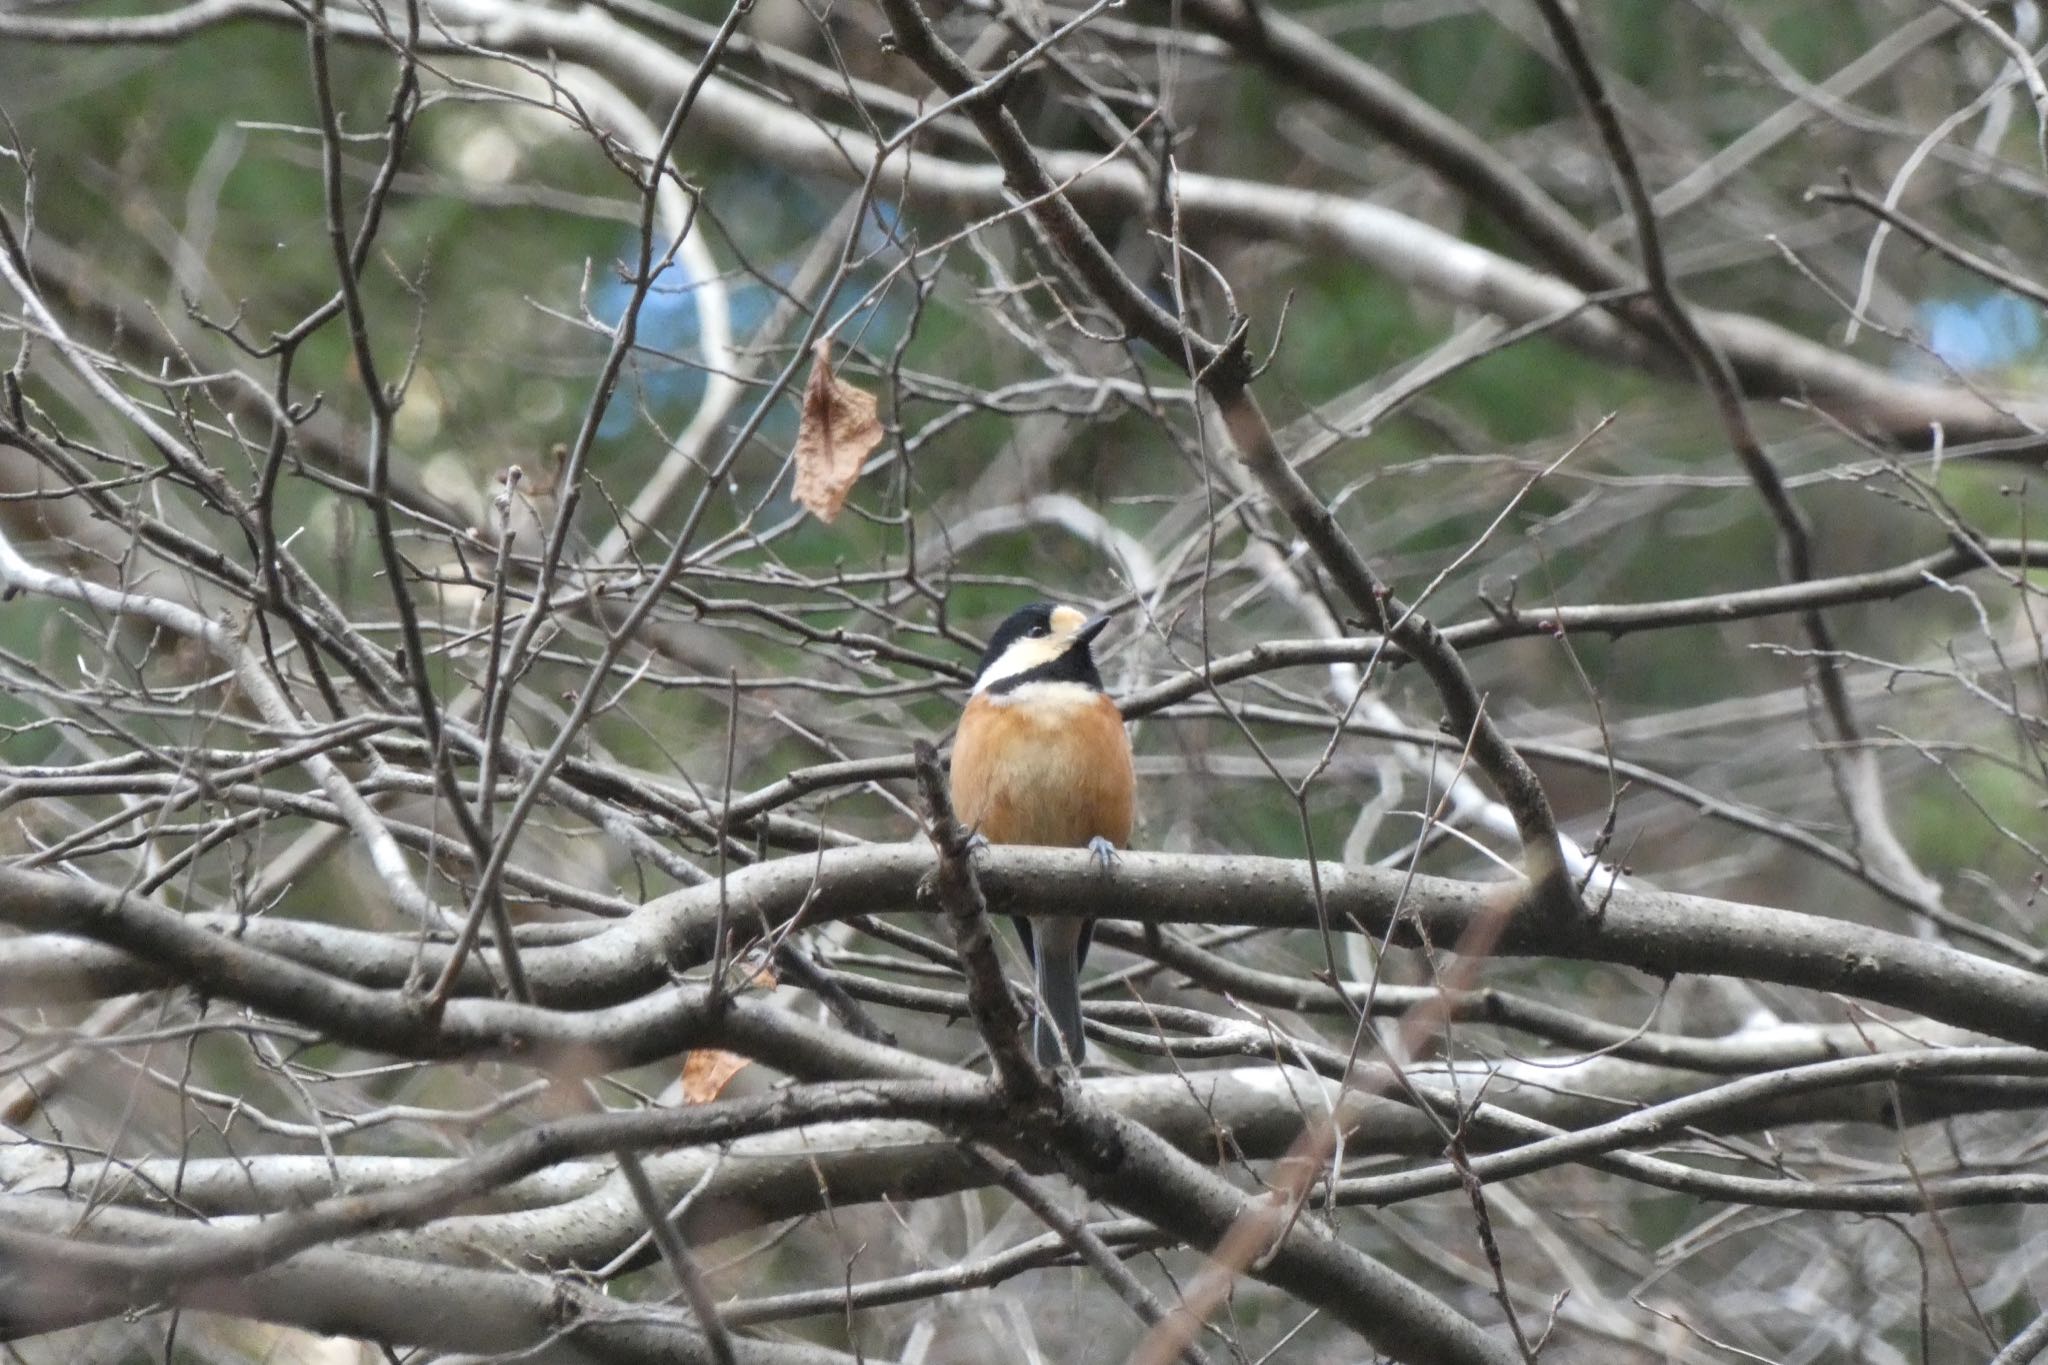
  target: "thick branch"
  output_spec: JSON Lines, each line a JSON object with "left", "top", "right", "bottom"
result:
{"left": 12, "top": 850, "right": 2048, "bottom": 1054}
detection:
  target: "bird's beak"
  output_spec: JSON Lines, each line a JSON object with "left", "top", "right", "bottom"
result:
{"left": 1075, "top": 612, "right": 1113, "bottom": 646}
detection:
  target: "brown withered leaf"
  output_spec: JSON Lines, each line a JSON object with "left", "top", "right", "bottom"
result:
{"left": 791, "top": 339, "right": 882, "bottom": 523}
{"left": 680, "top": 1048, "right": 751, "bottom": 1104}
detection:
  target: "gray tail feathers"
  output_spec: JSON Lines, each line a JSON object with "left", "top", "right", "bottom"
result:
{"left": 1031, "top": 915, "right": 1088, "bottom": 1066}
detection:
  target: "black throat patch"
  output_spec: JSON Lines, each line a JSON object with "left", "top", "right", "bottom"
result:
{"left": 984, "top": 646, "right": 1105, "bottom": 696}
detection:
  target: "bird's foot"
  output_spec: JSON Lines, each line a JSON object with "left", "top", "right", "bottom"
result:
{"left": 964, "top": 830, "right": 990, "bottom": 857}
{"left": 1087, "top": 836, "right": 1120, "bottom": 873}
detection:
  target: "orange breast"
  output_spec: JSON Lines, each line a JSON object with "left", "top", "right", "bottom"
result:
{"left": 950, "top": 688, "right": 1134, "bottom": 849}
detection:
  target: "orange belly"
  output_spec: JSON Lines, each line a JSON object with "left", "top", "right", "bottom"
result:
{"left": 950, "top": 688, "right": 1134, "bottom": 849}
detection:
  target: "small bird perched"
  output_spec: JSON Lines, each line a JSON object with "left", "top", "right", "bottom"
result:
{"left": 949, "top": 602, "right": 1135, "bottom": 1067}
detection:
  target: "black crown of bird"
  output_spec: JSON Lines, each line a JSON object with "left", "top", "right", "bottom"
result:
{"left": 948, "top": 602, "right": 1136, "bottom": 1068}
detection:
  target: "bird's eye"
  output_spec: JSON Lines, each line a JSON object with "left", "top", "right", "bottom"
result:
{"left": 1026, "top": 625, "right": 1050, "bottom": 638}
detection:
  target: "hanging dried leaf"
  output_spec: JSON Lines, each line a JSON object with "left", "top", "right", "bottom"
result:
{"left": 680, "top": 1048, "right": 751, "bottom": 1104}
{"left": 791, "top": 339, "right": 882, "bottom": 523}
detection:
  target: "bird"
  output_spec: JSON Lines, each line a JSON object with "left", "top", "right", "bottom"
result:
{"left": 949, "top": 602, "right": 1135, "bottom": 1067}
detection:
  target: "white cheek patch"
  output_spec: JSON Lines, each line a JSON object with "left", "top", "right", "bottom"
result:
{"left": 972, "top": 636, "right": 1068, "bottom": 694}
